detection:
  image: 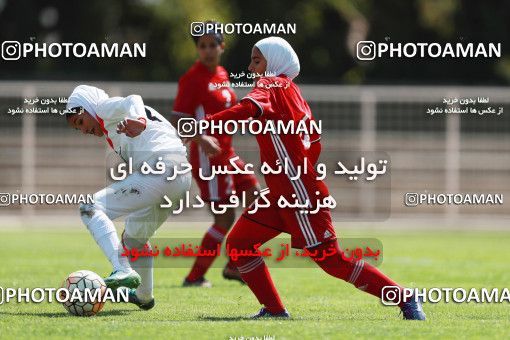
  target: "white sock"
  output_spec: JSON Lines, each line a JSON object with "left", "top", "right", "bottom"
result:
{"left": 80, "top": 206, "right": 131, "bottom": 272}
{"left": 124, "top": 237, "right": 154, "bottom": 301}
{"left": 132, "top": 255, "right": 153, "bottom": 301}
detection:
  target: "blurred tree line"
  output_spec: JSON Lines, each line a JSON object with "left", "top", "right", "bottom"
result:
{"left": 0, "top": 0, "right": 509, "bottom": 84}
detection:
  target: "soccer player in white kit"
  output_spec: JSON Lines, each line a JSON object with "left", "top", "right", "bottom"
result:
{"left": 65, "top": 85, "right": 196, "bottom": 309}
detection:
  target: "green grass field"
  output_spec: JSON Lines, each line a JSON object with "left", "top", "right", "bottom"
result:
{"left": 0, "top": 227, "right": 509, "bottom": 339}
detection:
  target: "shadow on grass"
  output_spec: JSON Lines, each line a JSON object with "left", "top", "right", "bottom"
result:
{"left": 0, "top": 309, "right": 134, "bottom": 318}
{"left": 198, "top": 315, "right": 297, "bottom": 322}
{"left": 198, "top": 315, "right": 251, "bottom": 322}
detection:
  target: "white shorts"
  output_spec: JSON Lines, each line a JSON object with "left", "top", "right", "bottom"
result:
{"left": 92, "top": 153, "right": 191, "bottom": 241}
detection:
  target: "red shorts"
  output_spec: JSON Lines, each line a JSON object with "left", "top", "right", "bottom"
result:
{"left": 191, "top": 156, "right": 258, "bottom": 203}
{"left": 241, "top": 197, "right": 337, "bottom": 249}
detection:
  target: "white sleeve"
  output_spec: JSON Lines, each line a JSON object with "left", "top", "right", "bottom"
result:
{"left": 96, "top": 95, "right": 146, "bottom": 122}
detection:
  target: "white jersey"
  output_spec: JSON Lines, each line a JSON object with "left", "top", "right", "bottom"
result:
{"left": 95, "top": 95, "right": 186, "bottom": 168}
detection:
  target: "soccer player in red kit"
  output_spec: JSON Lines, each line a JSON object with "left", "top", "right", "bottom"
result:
{"left": 199, "top": 36, "right": 426, "bottom": 320}
{"left": 170, "top": 22, "right": 260, "bottom": 287}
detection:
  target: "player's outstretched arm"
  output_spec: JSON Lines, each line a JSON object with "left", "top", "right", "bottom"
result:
{"left": 207, "top": 100, "right": 259, "bottom": 122}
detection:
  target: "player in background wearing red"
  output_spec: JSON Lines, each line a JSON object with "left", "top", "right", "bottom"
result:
{"left": 196, "top": 36, "right": 425, "bottom": 320}
{"left": 170, "top": 22, "right": 260, "bottom": 287}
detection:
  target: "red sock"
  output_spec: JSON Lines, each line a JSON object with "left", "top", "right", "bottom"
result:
{"left": 312, "top": 240, "right": 406, "bottom": 307}
{"left": 186, "top": 224, "right": 227, "bottom": 282}
{"left": 226, "top": 215, "right": 284, "bottom": 314}
{"left": 237, "top": 257, "right": 284, "bottom": 314}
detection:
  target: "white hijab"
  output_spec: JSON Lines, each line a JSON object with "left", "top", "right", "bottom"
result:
{"left": 66, "top": 85, "right": 109, "bottom": 120}
{"left": 254, "top": 36, "right": 300, "bottom": 80}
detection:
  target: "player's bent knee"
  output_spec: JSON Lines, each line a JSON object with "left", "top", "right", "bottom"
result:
{"left": 213, "top": 208, "right": 236, "bottom": 227}
{"left": 310, "top": 241, "right": 356, "bottom": 281}
{"left": 79, "top": 203, "right": 96, "bottom": 218}
{"left": 123, "top": 233, "right": 150, "bottom": 250}
{"left": 78, "top": 203, "right": 110, "bottom": 232}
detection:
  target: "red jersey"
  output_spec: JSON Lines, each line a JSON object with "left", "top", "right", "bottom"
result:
{"left": 210, "top": 75, "right": 327, "bottom": 203}
{"left": 173, "top": 61, "right": 237, "bottom": 166}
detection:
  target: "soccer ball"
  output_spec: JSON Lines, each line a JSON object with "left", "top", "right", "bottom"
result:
{"left": 60, "top": 270, "right": 107, "bottom": 317}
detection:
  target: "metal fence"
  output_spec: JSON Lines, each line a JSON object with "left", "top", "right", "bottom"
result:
{"left": 0, "top": 81, "right": 509, "bottom": 222}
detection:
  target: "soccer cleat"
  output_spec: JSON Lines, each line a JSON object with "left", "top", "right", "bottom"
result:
{"left": 127, "top": 288, "right": 155, "bottom": 310}
{"left": 182, "top": 277, "right": 212, "bottom": 288}
{"left": 400, "top": 295, "right": 426, "bottom": 320}
{"left": 111, "top": 288, "right": 155, "bottom": 310}
{"left": 222, "top": 265, "right": 245, "bottom": 284}
{"left": 251, "top": 307, "right": 291, "bottom": 319}
{"left": 103, "top": 269, "right": 141, "bottom": 290}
